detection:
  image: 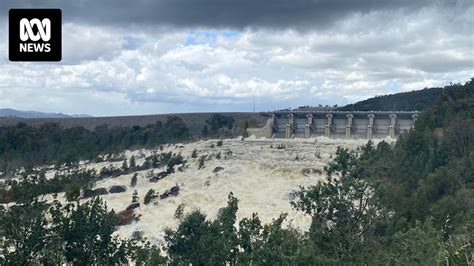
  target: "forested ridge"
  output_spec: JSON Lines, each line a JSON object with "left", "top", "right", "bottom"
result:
{"left": 0, "top": 113, "right": 250, "bottom": 176}
{"left": 339, "top": 86, "right": 444, "bottom": 111}
{"left": 0, "top": 80, "right": 472, "bottom": 264}
{"left": 0, "top": 116, "right": 190, "bottom": 175}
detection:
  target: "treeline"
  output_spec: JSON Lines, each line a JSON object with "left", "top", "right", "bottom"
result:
{"left": 339, "top": 86, "right": 444, "bottom": 111}
{"left": 0, "top": 116, "right": 189, "bottom": 175}
{"left": 201, "top": 113, "right": 256, "bottom": 139}
{"left": 0, "top": 113, "right": 256, "bottom": 175}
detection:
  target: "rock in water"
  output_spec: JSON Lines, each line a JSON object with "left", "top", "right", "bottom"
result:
{"left": 126, "top": 202, "right": 140, "bottom": 210}
{"left": 83, "top": 187, "right": 108, "bottom": 198}
{"left": 160, "top": 185, "right": 180, "bottom": 199}
{"left": 288, "top": 190, "right": 298, "bottom": 201}
{"left": 213, "top": 166, "right": 224, "bottom": 173}
{"left": 109, "top": 185, "right": 127, "bottom": 193}
{"left": 150, "top": 171, "right": 168, "bottom": 182}
{"left": 116, "top": 209, "right": 136, "bottom": 226}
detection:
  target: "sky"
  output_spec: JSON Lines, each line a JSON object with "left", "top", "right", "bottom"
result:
{"left": 0, "top": 0, "right": 473, "bottom": 116}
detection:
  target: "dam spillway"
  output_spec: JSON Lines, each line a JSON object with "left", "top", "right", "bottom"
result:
{"left": 247, "top": 111, "right": 419, "bottom": 139}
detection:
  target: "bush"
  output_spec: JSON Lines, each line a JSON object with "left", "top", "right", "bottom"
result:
{"left": 198, "top": 156, "right": 206, "bottom": 169}
{"left": 129, "top": 155, "right": 136, "bottom": 169}
{"left": 144, "top": 189, "right": 157, "bottom": 205}
{"left": 132, "top": 190, "right": 139, "bottom": 203}
{"left": 130, "top": 173, "right": 138, "bottom": 187}
{"left": 191, "top": 149, "right": 198, "bottom": 158}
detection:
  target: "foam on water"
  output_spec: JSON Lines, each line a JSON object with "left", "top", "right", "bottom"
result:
{"left": 90, "top": 137, "right": 390, "bottom": 243}
{"left": 9, "top": 137, "right": 393, "bottom": 244}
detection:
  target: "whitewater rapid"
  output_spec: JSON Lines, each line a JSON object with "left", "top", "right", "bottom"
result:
{"left": 18, "top": 137, "right": 391, "bottom": 245}
{"left": 79, "top": 137, "right": 387, "bottom": 244}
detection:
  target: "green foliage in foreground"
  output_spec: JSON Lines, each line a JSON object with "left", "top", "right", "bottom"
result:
{"left": 0, "top": 197, "right": 165, "bottom": 265}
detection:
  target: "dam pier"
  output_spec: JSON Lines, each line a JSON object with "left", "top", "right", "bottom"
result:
{"left": 248, "top": 111, "right": 419, "bottom": 139}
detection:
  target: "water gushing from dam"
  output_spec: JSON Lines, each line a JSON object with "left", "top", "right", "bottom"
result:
{"left": 248, "top": 111, "right": 419, "bottom": 139}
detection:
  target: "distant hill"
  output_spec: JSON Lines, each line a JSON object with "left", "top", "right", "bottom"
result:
{"left": 339, "top": 87, "right": 444, "bottom": 111}
{"left": 0, "top": 108, "right": 91, "bottom": 118}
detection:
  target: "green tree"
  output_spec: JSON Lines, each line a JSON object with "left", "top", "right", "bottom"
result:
{"left": 191, "top": 149, "right": 198, "bottom": 158}
{"left": 0, "top": 200, "right": 54, "bottom": 264}
{"left": 65, "top": 181, "right": 81, "bottom": 202}
{"left": 49, "top": 197, "right": 130, "bottom": 265}
{"left": 382, "top": 220, "right": 444, "bottom": 265}
{"left": 215, "top": 193, "right": 239, "bottom": 264}
{"left": 165, "top": 210, "right": 224, "bottom": 265}
{"left": 144, "top": 189, "right": 157, "bottom": 205}
{"left": 164, "top": 193, "right": 240, "bottom": 265}
{"left": 131, "top": 173, "right": 138, "bottom": 188}
{"left": 132, "top": 190, "right": 139, "bottom": 203}
{"left": 292, "top": 147, "right": 385, "bottom": 263}
{"left": 0, "top": 197, "right": 139, "bottom": 265}
{"left": 206, "top": 114, "right": 235, "bottom": 132}
{"left": 129, "top": 155, "right": 136, "bottom": 169}
{"left": 201, "top": 125, "right": 209, "bottom": 138}
{"left": 122, "top": 160, "right": 129, "bottom": 171}
{"left": 198, "top": 156, "right": 206, "bottom": 169}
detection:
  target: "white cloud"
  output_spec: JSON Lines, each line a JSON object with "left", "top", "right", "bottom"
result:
{"left": 0, "top": 5, "right": 473, "bottom": 115}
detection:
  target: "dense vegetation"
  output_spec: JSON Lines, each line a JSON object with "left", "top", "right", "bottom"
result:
{"left": 201, "top": 113, "right": 253, "bottom": 138}
{"left": 339, "top": 86, "right": 443, "bottom": 111}
{"left": 0, "top": 116, "right": 189, "bottom": 175}
{"left": 0, "top": 197, "right": 166, "bottom": 265}
{"left": 0, "top": 80, "right": 472, "bottom": 264}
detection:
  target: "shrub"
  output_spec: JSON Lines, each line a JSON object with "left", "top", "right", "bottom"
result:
{"left": 144, "top": 189, "right": 157, "bottom": 205}
{"left": 132, "top": 190, "right": 139, "bottom": 203}
{"left": 130, "top": 173, "right": 138, "bottom": 187}
{"left": 198, "top": 156, "right": 206, "bottom": 169}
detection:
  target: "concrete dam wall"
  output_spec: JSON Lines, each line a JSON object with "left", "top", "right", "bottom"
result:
{"left": 248, "top": 111, "right": 419, "bottom": 139}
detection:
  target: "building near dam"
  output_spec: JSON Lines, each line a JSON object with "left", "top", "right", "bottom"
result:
{"left": 248, "top": 111, "right": 419, "bottom": 139}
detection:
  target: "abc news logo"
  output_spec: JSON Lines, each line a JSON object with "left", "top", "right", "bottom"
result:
{"left": 9, "top": 9, "right": 61, "bottom": 61}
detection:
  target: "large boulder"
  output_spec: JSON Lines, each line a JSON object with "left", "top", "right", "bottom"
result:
{"left": 301, "top": 168, "right": 323, "bottom": 176}
{"left": 150, "top": 171, "right": 168, "bottom": 182}
{"left": 213, "top": 166, "right": 224, "bottom": 173}
{"left": 109, "top": 185, "right": 127, "bottom": 193}
{"left": 83, "top": 188, "right": 108, "bottom": 198}
{"left": 116, "top": 209, "right": 136, "bottom": 226}
{"left": 126, "top": 202, "right": 140, "bottom": 211}
{"left": 288, "top": 190, "right": 298, "bottom": 201}
{"left": 160, "top": 185, "right": 180, "bottom": 199}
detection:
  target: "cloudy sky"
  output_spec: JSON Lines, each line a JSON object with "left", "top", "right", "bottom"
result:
{"left": 0, "top": 0, "right": 473, "bottom": 116}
